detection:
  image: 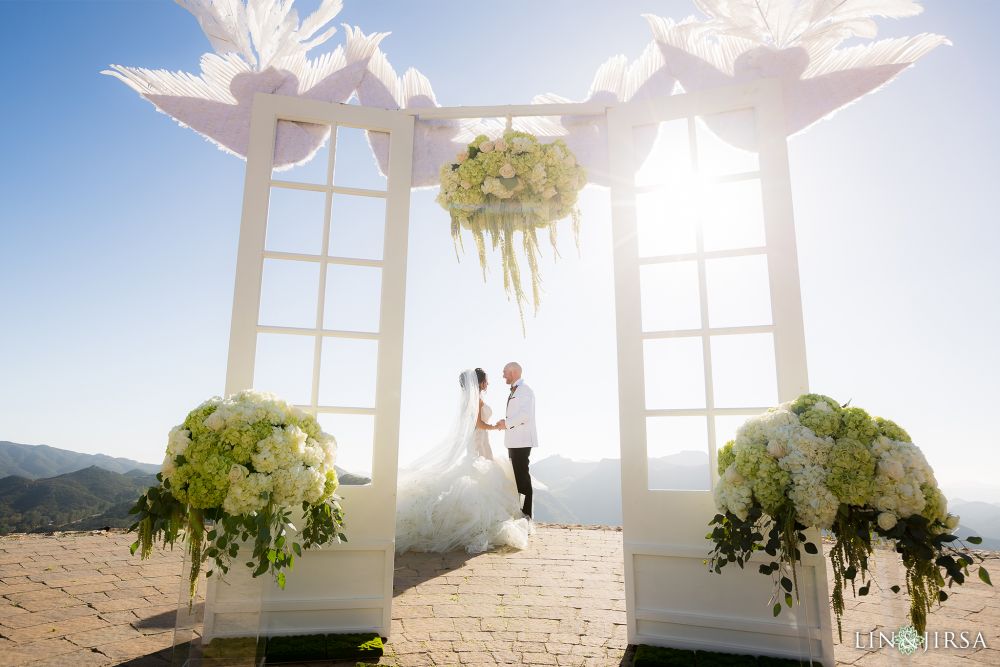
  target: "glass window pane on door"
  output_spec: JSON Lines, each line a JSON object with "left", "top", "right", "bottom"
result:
{"left": 701, "top": 179, "right": 766, "bottom": 252}
{"left": 640, "top": 262, "right": 702, "bottom": 332}
{"left": 636, "top": 189, "right": 698, "bottom": 257}
{"left": 319, "top": 338, "right": 378, "bottom": 408}
{"left": 634, "top": 120, "right": 692, "bottom": 188}
{"left": 329, "top": 194, "right": 387, "bottom": 260}
{"left": 271, "top": 122, "right": 332, "bottom": 185}
{"left": 333, "top": 127, "right": 388, "bottom": 190}
{"left": 258, "top": 259, "right": 320, "bottom": 328}
{"left": 710, "top": 333, "right": 778, "bottom": 408}
{"left": 265, "top": 187, "right": 327, "bottom": 255}
{"left": 317, "top": 413, "right": 374, "bottom": 484}
{"left": 695, "top": 110, "right": 758, "bottom": 177}
{"left": 643, "top": 338, "right": 706, "bottom": 410}
{"left": 705, "top": 255, "right": 773, "bottom": 328}
{"left": 324, "top": 265, "right": 382, "bottom": 333}
{"left": 646, "top": 416, "right": 710, "bottom": 491}
{"left": 253, "top": 333, "right": 314, "bottom": 406}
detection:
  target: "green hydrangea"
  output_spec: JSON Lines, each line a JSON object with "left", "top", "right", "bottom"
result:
{"left": 920, "top": 483, "right": 948, "bottom": 524}
{"left": 875, "top": 417, "right": 912, "bottom": 443}
{"left": 734, "top": 441, "right": 790, "bottom": 515}
{"left": 717, "top": 440, "right": 736, "bottom": 476}
{"left": 839, "top": 407, "right": 879, "bottom": 444}
{"left": 791, "top": 394, "right": 843, "bottom": 438}
{"left": 826, "top": 438, "right": 876, "bottom": 507}
{"left": 437, "top": 129, "right": 586, "bottom": 328}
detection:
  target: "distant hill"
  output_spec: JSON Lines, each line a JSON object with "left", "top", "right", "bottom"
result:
{"left": 0, "top": 441, "right": 160, "bottom": 479}
{"left": 531, "top": 457, "right": 1000, "bottom": 549}
{"left": 0, "top": 466, "right": 157, "bottom": 533}
{"left": 950, "top": 499, "right": 1000, "bottom": 550}
{"left": 532, "top": 452, "right": 710, "bottom": 526}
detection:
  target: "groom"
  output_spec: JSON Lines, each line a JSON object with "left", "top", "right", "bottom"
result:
{"left": 497, "top": 362, "right": 536, "bottom": 519}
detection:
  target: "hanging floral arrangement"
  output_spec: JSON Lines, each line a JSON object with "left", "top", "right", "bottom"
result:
{"left": 128, "top": 390, "right": 347, "bottom": 604}
{"left": 436, "top": 129, "right": 587, "bottom": 328}
{"left": 707, "top": 394, "right": 992, "bottom": 640}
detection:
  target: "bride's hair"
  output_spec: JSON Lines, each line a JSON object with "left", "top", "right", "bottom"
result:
{"left": 459, "top": 368, "right": 487, "bottom": 389}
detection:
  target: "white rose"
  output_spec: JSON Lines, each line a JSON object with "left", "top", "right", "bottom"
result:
{"left": 724, "top": 466, "right": 743, "bottom": 484}
{"left": 877, "top": 512, "right": 897, "bottom": 531}
{"left": 457, "top": 151, "right": 468, "bottom": 164}
{"left": 167, "top": 427, "right": 191, "bottom": 456}
{"left": 494, "top": 138, "right": 507, "bottom": 152}
{"left": 204, "top": 411, "right": 225, "bottom": 431}
{"left": 766, "top": 439, "right": 787, "bottom": 459}
{"left": 499, "top": 163, "right": 516, "bottom": 179}
{"left": 879, "top": 459, "right": 904, "bottom": 480}
{"left": 479, "top": 141, "right": 495, "bottom": 153}
{"left": 945, "top": 514, "right": 960, "bottom": 531}
{"left": 460, "top": 180, "right": 471, "bottom": 189}
{"left": 161, "top": 455, "right": 176, "bottom": 478}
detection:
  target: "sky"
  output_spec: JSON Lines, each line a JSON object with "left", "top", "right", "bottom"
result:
{"left": 1, "top": 1, "right": 998, "bottom": 503}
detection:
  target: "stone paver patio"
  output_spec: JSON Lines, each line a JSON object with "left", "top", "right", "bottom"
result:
{"left": 0, "top": 526, "right": 996, "bottom": 665}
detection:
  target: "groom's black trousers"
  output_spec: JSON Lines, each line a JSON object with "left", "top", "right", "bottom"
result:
{"left": 508, "top": 447, "right": 532, "bottom": 518}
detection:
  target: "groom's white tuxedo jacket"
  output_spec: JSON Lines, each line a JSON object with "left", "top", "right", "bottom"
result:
{"left": 504, "top": 379, "right": 538, "bottom": 449}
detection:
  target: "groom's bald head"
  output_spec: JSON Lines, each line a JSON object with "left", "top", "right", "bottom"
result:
{"left": 503, "top": 362, "right": 522, "bottom": 385}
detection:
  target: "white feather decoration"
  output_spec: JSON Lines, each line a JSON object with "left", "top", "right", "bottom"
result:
{"left": 105, "top": 0, "right": 948, "bottom": 179}
{"left": 103, "top": 0, "right": 385, "bottom": 169}
{"left": 647, "top": 0, "right": 948, "bottom": 149}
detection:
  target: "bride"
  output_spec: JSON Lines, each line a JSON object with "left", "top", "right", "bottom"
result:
{"left": 395, "top": 368, "right": 532, "bottom": 554}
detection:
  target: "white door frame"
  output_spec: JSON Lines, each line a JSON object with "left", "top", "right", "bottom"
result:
{"left": 211, "top": 92, "right": 413, "bottom": 639}
{"left": 608, "top": 78, "right": 833, "bottom": 664}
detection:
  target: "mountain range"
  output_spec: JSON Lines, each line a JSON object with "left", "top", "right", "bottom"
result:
{"left": 0, "top": 441, "right": 997, "bottom": 549}
{"left": 0, "top": 466, "right": 157, "bottom": 533}
{"left": 0, "top": 441, "right": 161, "bottom": 478}
{"left": 531, "top": 451, "right": 712, "bottom": 526}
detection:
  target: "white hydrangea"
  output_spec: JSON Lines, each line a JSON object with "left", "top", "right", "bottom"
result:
{"left": 714, "top": 464, "right": 753, "bottom": 520}
{"left": 166, "top": 426, "right": 191, "bottom": 458}
{"left": 871, "top": 437, "right": 935, "bottom": 519}
{"left": 788, "top": 464, "right": 839, "bottom": 529}
{"left": 223, "top": 470, "right": 273, "bottom": 515}
{"left": 877, "top": 511, "right": 898, "bottom": 531}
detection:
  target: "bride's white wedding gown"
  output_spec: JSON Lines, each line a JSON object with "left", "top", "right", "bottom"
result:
{"left": 395, "top": 398, "right": 531, "bottom": 554}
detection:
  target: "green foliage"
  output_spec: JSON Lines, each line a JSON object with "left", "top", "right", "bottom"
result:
{"left": 129, "top": 473, "right": 347, "bottom": 603}
{"left": 438, "top": 131, "right": 586, "bottom": 331}
{"left": 708, "top": 393, "right": 992, "bottom": 642}
{"left": 128, "top": 392, "right": 348, "bottom": 603}
{"left": 0, "top": 466, "right": 157, "bottom": 534}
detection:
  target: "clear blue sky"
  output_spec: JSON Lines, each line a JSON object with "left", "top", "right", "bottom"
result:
{"left": 1, "top": 1, "right": 998, "bottom": 502}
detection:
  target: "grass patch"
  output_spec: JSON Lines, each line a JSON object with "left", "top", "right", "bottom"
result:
{"left": 199, "top": 636, "right": 264, "bottom": 666}
{"left": 265, "top": 632, "right": 383, "bottom": 663}
{"left": 633, "top": 644, "right": 822, "bottom": 666}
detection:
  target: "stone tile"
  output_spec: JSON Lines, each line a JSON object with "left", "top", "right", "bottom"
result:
{"left": 0, "top": 637, "right": 81, "bottom": 665}
{"left": 0, "top": 529, "right": 994, "bottom": 667}
{"left": 30, "top": 648, "right": 113, "bottom": 666}
{"left": 92, "top": 632, "right": 173, "bottom": 662}
{"left": 0, "top": 614, "right": 109, "bottom": 643}
{"left": 65, "top": 622, "right": 144, "bottom": 648}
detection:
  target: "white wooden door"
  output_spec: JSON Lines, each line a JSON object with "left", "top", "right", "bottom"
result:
{"left": 608, "top": 79, "right": 834, "bottom": 664}
{"left": 208, "top": 92, "right": 414, "bottom": 639}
